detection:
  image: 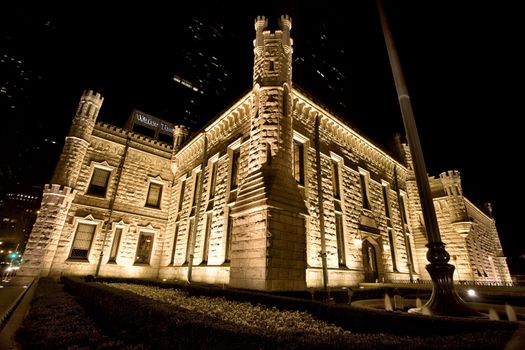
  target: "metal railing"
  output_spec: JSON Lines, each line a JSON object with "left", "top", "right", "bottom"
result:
{"left": 382, "top": 279, "right": 521, "bottom": 287}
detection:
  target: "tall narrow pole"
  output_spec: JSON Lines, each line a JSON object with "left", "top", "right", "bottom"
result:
{"left": 315, "top": 114, "right": 329, "bottom": 297}
{"left": 376, "top": 0, "right": 478, "bottom": 316}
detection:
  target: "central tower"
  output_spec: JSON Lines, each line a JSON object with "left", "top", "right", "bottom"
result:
{"left": 230, "top": 16, "right": 308, "bottom": 291}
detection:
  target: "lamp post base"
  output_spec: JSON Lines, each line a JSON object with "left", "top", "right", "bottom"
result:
{"left": 423, "top": 262, "right": 481, "bottom": 317}
{"left": 421, "top": 242, "right": 481, "bottom": 317}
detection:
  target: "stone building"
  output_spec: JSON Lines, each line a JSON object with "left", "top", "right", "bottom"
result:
{"left": 21, "top": 16, "right": 511, "bottom": 290}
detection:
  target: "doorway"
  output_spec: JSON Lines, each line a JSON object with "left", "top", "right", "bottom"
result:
{"left": 362, "top": 240, "right": 379, "bottom": 282}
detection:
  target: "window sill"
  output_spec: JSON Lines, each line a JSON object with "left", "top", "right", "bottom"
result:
{"left": 66, "top": 258, "right": 90, "bottom": 263}
{"left": 84, "top": 193, "right": 107, "bottom": 199}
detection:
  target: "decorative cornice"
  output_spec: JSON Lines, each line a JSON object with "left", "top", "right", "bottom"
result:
{"left": 175, "top": 92, "right": 253, "bottom": 167}
{"left": 291, "top": 89, "right": 407, "bottom": 177}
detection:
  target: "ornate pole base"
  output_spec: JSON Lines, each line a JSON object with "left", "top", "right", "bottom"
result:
{"left": 413, "top": 242, "right": 481, "bottom": 317}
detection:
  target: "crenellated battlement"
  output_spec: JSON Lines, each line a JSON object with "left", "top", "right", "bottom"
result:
{"left": 438, "top": 170, "right": 463, "bottom": 197}
{"left": 71, "top": 90, "right": 103, "bottom": 141}
{"left": 279, "top": 15, "right": 292, "bottom": 31}
{"left": 95, "top": 121, "right": 173, "bottom": 151}
{"left": 44, "top": 184, "right": 75, "bottom": 197}
{"left": 81, "top": 89, "right": 104, "bottom": 103}
{"left": 253, "top": 15, "right": 294, "bottom": 87}
{"left": 440, "top": 170, "right": 460, "bottom": 178}
{"left": 254, "top": 16, "right": 268, "bottom": 31}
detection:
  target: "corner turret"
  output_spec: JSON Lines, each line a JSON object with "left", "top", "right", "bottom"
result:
{"left": 253, "top": 15, "right": 293, "bottom": 87}
{"left": 70, "top": 90, "right": 104, "bottom": 140}
{"left": 51, "top": 90, "right": 103, "bottom": 187}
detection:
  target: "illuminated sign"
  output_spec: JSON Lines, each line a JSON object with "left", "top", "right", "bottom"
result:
{"left": 125, "top": 110, "right": 175, "bottom": 141}
{"left": 135, "top": 113, "right": 174, "bottom": 134}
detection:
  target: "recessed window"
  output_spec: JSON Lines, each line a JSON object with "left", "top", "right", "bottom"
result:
{"left": 335, "top": 213, "right": 345, "bottom": 265}
{"left": 332, "top": 161, "right": 341, "bottom": 199}
{"left": 359, "top": 172, "right": 371, "bottom": 210}
{"left": 405, "top": 232, "right": 415, "bottom": 272}
{"left": 146, "top": 182, "right": 163, "bottom": 208}
{"left": 388, "top": 228, "right": 397, "bottom": 271}
{"left": 171, "top": 223, "right": 179, "bottom": 265}
{"left": 192, "top": 172, "right": 201, "bottom": 207}
{"left": 87, "top": 168, "right": 110, "bottom": 197}
{"left": 202, "top": 213, "right": 212, "bottom": 263}
{"left": 108, "top": 227, "right": 123, "bottom": 263}
{"left": 209, "top": 162, "right": 218, "bottom": 200}
{"left": 230, "top": 149, "right": 240, "bottom": 190}
{"left": 134, "top": 231, "right": 154, "bottom": 265}
{"left": 69, "top": 223, "right": 96, "bottom": 259}
{"left": 382, "top": 185, "right": 391, "bottom": 219}
{"left": 186, "top": 219, "right": 194, "bottom": 263}
{"left": 225, "top": 215, "right": 233, "bottom": 262}
{"left": 177, "top": 180, "right": 186, "bottom": 213}
{"left": 400, "top": 194, "right": 408, "bottom": 224}
{"left": 293, "top": 141, "right": 304, "bottom": 185}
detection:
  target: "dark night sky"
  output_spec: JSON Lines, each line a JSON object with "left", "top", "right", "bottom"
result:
{"left": 2, "top": 1, "right": 524, "bottom": 273}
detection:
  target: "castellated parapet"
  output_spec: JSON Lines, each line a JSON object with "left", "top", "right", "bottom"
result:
{"left": 439, "top": 170, "right": 462, "bottom": 196}
{"left": 21, "top": 16, "right": 511, "bottom": 288}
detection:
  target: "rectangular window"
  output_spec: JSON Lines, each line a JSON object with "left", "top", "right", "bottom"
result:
{"left": 332, "top": 161, "right": 340, "bottom": 199}
{"left": 359, "top": 173, "right": 370, "bottom": 209}
{"left": 405, "top": 232, "right": 415, "bottom": 272}
{"left": 108, "top": 227, "right": 123, "bottom": 262}
{"left": 87, "top": 168, "right": 110, "bottom": 197}
{"left": 177, "top": 180, "right": 186, "bottom": 212}
{"left": 209, "top": 162, "right": 218, "bottom": 199}
{"left": 192, "top": 172, "right": 201, "bottom": 207}
{"left": 225, "top": 215, "right": 233, "bottom": 262}
{"left": 70, "top": 223, "right": 96, "bottom": 259}
{"left": 335, "top": 213, "right": 345, "bottom": 265}
{"left": 146, "top": 182, "right": 163, "bottom": 208}
{"left": 134, "top": 231, "right": 154, "bottom": 265}
{"left": 382, "top": 185, "right": 391, "bottom": 219}
{"left": 186, "top": 219, "right": 194, "bottom": 263}
{"left": 230, "top": 149, "right": 240, "bottom": 189}
{"left": 171, "top": 223, "right": 179, "bottom": 265}
{"left": 400, "top": 194, "right": 408, "bottom": 224}
{"left": 388, "top": 228, "right": 397, "bottom": 271}
{"left": 203, "top": 213, "right": 212, "bottom": 263}
{"left": 293, "top": 141, "right": 304, "bottom": 185}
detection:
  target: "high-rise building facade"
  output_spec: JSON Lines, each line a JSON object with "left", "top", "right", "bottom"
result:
{"left": 20, "top": 16, "right": 511, "bottom": 289}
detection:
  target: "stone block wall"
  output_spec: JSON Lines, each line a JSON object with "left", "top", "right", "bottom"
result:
{"left": 20, "top": 185, "right": 75, "bottom": 276}
{"left": 291, "top": 90, "right": 419, "bottom": 288}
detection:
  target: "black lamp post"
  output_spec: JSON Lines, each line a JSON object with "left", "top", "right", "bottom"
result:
{"left": 376, "top": 0, "right": 479, "bottom": 316}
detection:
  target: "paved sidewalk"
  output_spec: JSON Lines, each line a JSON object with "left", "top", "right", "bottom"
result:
{"left": 0, "top": 277, "right": 37, "bottom": 350}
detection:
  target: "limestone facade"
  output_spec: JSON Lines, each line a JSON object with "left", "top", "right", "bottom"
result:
{"left": 21, "top": 16, "right": 511, "bottom": 289}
